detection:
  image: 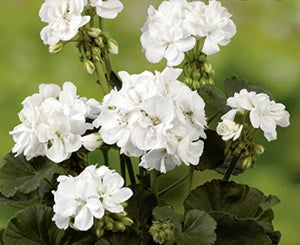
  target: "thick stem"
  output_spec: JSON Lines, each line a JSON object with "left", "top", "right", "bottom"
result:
{"left": 101, "top": 149, "right": 109, "bottom": 167}
{"left": 187, "top": 167, "right": 195, "bottom": 192}
{"left": 223, "top": 152, "right": 243, "bottom": 181}
{"left": 150, "top": 170, "right": 158, "bottom": 196}
{"left": 158, "top": 173, "right": 189, "bottom": 197}
{"left": 119, "top": 154, "right": 126, "bottom": 185}
{"left": 124, "top": 155, "right": 136, "bottom": 185}
{"left": 94, "top": 60, "right": 110, "bottom": 95}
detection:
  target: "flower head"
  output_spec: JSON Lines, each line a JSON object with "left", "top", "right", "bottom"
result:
{"left": 89, "top": 0, "right": 124, "bottom": 19}
{"left": 94, "top": 67, "right": 207, "bottom": 173}
{"left": 216, "top": 119, "right": 243, "bottom": 141}
{"left": 10, "top": 82, "right": 101, "bottom": 163}
{"left": 39, "top": 0, "right": 90, "bottom": 45}
{"left": 52, "top": 165, "right": 133, "bottom": 231}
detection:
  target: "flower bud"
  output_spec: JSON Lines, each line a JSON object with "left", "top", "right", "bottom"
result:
{"left": 254, "top": 144, "right": 264, "bottom": 155}
{"left": 121, "top": 217, "right": 133, "bottom": 226}
{"left": 113, "top": 221, "right": 126, "bottom": 232}
{"left": 84, "top": 59, "right": 95, "bottom": 74}
{"left": 107, "top": 37, "right": 119, "bottom": 55}
{"left": 92, "top": 47, "right": 101, "bottom": 61}
{"left": 242, "top": 156, "right": 253, "bottom": 169}
{"left": 88, "top": 27, "right": 101, "bottom": 38}
{"left": 49, "top": 42, "right": 64, "bottom": 54}
{"left": 149, "top": 220, "right": 175, "bottom": 245}
{"left": 95, "top": 37, "right": 104, "bottom": 48}
{"left": 82, "top": 133, "right": 103, "bottom": 151}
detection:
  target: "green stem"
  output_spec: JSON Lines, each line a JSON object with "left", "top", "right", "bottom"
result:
{"left": 124, "top": 155, "right": 136, "bottom": 185}
{"left": 158, "top": 173, "right": 189, "bottom": 197}
{"left": 223, "top": 152, "right": 243, "bottom": 181}
{"left": 150, "top": 170, "right": 158, "bottom": 196}
{"left": 94, "top": 60, "right": 111, "bottom": 95}
{"left": 187, "top": 167, "right": 195, "bottom": 192}
{"left": 101, "top": 149, "right": 109, "bottom": 167}
{"left": 119, "top": 154, "right": 126, "bottom": 185}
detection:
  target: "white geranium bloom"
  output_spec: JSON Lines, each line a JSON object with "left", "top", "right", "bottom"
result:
{"left": 216, "top": 119, "right": 243, "bottom": 141}
{"left": 221, "top": 89, "right": 290, "bottom": 141}
{"left": 94, "top": 67, "right": 207, "bottom": 173}
{"left": 52, "top": 165, "right": 132, "bottom": 231}
{"left": 199, "top": 0, "right": 236, "bottom": 55}
{"left": 39, "top": 0, "right": 90, "bottom": 45}
{"left": 89, "top": 0, "right": 124, "bottom": 19}
{"left": 10, "top": 82, "right": 101, "bottom": 163}
{"left": 140, "top": 0, "right": 195, "bottom": 66}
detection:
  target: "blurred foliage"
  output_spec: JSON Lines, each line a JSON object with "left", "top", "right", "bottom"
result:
{"left": 0, "top": 0, "right": 299, "bottom": 244}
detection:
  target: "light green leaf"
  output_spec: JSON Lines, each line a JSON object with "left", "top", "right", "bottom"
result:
{"left": 0, "top": 152, "right": 64, "bottom": 198}
{"left": 175, "top": 210, "right": 216, "bottom": 245}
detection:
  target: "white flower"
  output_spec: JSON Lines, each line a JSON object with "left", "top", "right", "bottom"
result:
{"left": 89, "top": 0, "right": 124, "bottom": 19}
{"left": 10, "top": 82, "right": 101, "bottom": 163}
{"left": 187, "top": 0, "right": 236, "bottom": 55}
{"left": 82, "top": 133, "right": 103, "bottom": 151}
{"left": 39, "top": 0, "right": 90, "bottom": 45}
{"left": 140, "top": 0, "right": 195, "bottom": 66}
{"left": 94, "top": 67, "right": 207, "bottom": 173}
{"left": 52, "top": 165, "right": 133, "bottom": 231}
{"left": 216, "top": 119, "right": 243, "bottom": 141}
{"left": 221, "top": 89, "right": 290, "bottom": 141}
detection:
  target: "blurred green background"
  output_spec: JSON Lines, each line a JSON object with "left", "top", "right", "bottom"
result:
{"left": 0, "top": 0, "right": 299, "bottom": 244}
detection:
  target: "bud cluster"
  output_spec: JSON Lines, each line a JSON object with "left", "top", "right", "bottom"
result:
{"left": 77, "top": 27, "right": 118, "bottom": 74}
{"left": 183, "top": 41, "right": 215, "bottom": 90}
{"left": 95, "top": 205, "right": 133, "bottom": 237}
{"left": 149, "top": 219, "right": 175, "bottom": 245}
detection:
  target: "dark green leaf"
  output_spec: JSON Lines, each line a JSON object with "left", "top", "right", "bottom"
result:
{"left": 0, "top": 229, "right": 4, "bottom": 245}
{"left": 152, "top": 206, "right": 182, "bottom": 230}
{"left": 184, "top": 180, "right": 280, "bottom": 220}
{"left": 3, "top": 204, "right": 96, "bottom": 245}
{"left": 175, "top": 210, "right": 216, "bottom": 245}
{"left": 211, "top": 212, "right": 272, "bottom": 245}
{"left": 96, "top": 232, "right": 148, "bottom": 245}
{"left": 224, "top": 76, "right": 272, "bottom": 98}
{"left": 0, "top": 190, "right": 39, "bottom": 208}
{"left": 126, "top": 185, "right": 157, "bottom": 230}
{"left": 197, "top": 130, "right": 226, "bottom": 171}
{"left": 0, "top": 152, "right": 64, "bottom": 198}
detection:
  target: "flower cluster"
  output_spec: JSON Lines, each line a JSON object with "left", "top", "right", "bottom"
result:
{"left": 10, "top": 82, "right": 101, "bottom": 163}
{"left": 39, "top": 0, "right": 123, "bottom": 46}
{"left": 216, "top": 119, "right": 243, "bottom": 142}
{"left": 220, "top": 89, "right": 290, "bottom": 141}
{"left": 52, "top": 165, "right": 133, "bottom": 231}
{"left": 140, "top": 0, "right": 236, "bottom": 66}
{"left": 93, "top": 67, "right": 207, "bottom": 173}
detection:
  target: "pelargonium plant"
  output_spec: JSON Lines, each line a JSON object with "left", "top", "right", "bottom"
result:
{"left": 0, "top": 0, "right": 290, "bottom": 244}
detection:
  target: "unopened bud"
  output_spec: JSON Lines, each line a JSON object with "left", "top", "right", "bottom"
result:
{"left": 107, "top": 38, "right": 119, "bottom": 55}
{"left": 254, "top": 144, "right": 264, "bottom": 155}
{"left": 92, "top": 47, "right": 101, "bottom": 61}
{"left": 96, "top": 227, "right": 104, "bottom": 237}
{"left": 114, "top": 221, "right": 126, "bottom": 232}
{"left": 121, "top": 217, "right": 133, "bottom": 226}
{"left": 95, "top": 37, "right": 104, "bottom": 48}
{"left": 242, "top": 157, "right": 253, "bottom": 169}
{"left": 204, "top": 62, "right": 213, "bottom": 73}
{"left": 84, "top": 59, "right": 95, "bottom": 74}
{"left": 82, "top": 133, "right": 103, "bottom": 151}
{"left": 149, "top": 220, "right": 175, "bottom": 245}
{"left": 88, "top": 27, "right": 101, "bottom": 38}
{"left": 49, "top": 42, "right": 64, "bottom": 54}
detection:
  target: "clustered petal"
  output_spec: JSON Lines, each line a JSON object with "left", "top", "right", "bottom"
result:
{"left": 221, "top": 89, "right": 290, "bottom": 141}
{"left": 39, "top": 0, "right": 123, "bottom": 46}
{"left": 52, "top": 165, "right": 133, "bottom": 231}
{"left": 140, "top": 0, "right": 236, "bottom": 66}
{"left": 10, "top": 82, "right": 101, "bottom": 163}
{"left": 216, "top": 119, "right": 243, "bottom": 141}
{"left": 93, "top": 67, "right": 207, "bottom": 173}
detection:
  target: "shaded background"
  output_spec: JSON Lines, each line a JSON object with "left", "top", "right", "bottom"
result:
{"left": 0, "top": 0, "right": 299, "bottom": 244}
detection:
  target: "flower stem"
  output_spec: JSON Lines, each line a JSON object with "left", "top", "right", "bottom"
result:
{"left": 101, "top": 149, "right": 109, "bottom": 167}
{"left": 94, "top": 60, "right": 111, "bottom": 96}
{"left": 158, "top": 173, "right": 189, "bottom": 197}
{"left": 124, "top": 155, "right": 136, "bottom": 185}
{"left": 223, "top": 152, "right": 243, "bottom": 181}
{"left": 119, "top": 154, "right": 126, "bottom": 185}
{"left": 187, "top": 166, "right": 195, "bottom": 192}
{"left": 150, "top": 170, "right": 158, "bottom": 196}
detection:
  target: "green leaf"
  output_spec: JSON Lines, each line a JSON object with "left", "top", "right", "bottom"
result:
{"left": 0, "top": 152, "right": 64, "bottom": 198}
{"left": 0, "top": 190, "right": 39, "bottom": 208}
{"left": 175, "top": 210, "right": 216, "bottom": 245}
{"left": 3, "top": 204, "right": 96, "bottom": 245}
{"left": 152, "top": 206, "right": 182, "bottom": 230}
{"left": 0, "top": 229, "right": 4, "bottom": 245}
{"left": 184, "top": 180, "right": 280, "bottom": 220}
{"left": 211, "top": 212, "right": 272, "bottom": 245}
{"left": 96, "top": 232, "right": 148, "bottom": 245}
{"left": 196, "top": 130, "right": 226, "bottom": 171}
{"left": 126, "top": 185, "right": 157, "bottom": 230}
{"left": 224, "top": 76, "right": 273, "bottom": 98}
